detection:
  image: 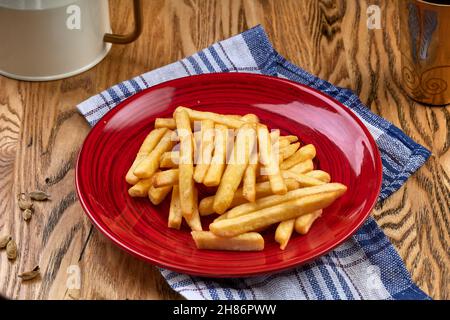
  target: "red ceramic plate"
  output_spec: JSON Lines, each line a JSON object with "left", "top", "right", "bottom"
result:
{"left": 76, "top": 73, "right": 382, "bottom": 277}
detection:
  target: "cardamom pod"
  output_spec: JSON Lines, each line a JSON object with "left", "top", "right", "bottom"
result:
{"left": 17, "top": 193, "right": 33, "bottom": 210}
{"left": 6, "top": 239, "right": 17, "bottom": 260}
{"left": 0, "top": 235, "right": 11, "bottom": 248}
{"left": 29, "top": 190, "right": 51, "bottom": 201}
{"left": 23, "top": 208, "right": 32, "bottom": 221}
{"left": 18, "top": 266, "right": 40, "bottom": 281}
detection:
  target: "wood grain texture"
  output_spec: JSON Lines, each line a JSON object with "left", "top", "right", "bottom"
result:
{"left": 0, "top": 0, "right": 448, "bottom": 299}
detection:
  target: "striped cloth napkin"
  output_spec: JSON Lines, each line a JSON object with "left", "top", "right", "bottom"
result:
{"left": 77, "top": 25, "right": 431, "bottom": 300}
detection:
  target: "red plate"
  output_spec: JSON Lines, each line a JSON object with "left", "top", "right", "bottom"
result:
{"left": 76, "top": 73, "right": 382, "bottom": 277}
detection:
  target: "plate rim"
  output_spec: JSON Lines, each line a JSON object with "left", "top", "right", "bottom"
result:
{"left": 75, "top": 72, "right": 383, "bottom": 277}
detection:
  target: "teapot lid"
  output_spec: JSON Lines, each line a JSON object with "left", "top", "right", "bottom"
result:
{"left": 0, "top": 0, "right": 77, "bottom": 10}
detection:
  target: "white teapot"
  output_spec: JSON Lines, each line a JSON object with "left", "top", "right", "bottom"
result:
{"left": 0, "top": 0, "right": 142, "bottom": 81}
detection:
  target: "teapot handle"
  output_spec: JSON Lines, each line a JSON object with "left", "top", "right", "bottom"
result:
{"left": 104, "top": 0, "right": 142, "bottom": 44}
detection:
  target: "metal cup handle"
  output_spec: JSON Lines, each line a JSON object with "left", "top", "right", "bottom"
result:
{"left": 104, "top": 0, "right": 142, "bottom": 44}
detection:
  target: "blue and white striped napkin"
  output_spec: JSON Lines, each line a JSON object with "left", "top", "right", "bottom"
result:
{"left": 77, "top": 25, "right": 431, "bottom": 300}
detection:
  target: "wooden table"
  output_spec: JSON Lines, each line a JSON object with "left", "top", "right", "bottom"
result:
{"left": 0, "top": 0, "right": 448, "bottom": 300}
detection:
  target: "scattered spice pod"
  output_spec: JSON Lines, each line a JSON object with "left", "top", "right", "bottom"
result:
{"left": 6, "top": 239, "right": 17, "bottom": 260}
{"left": 29, "top": 191, "right": 51, "bottom": 201}
{"left": 17, "top": 193, "right": 33, "bottom": 210}
{"left": 18, "top": 266, "right": 40, "bottom": 281}
{"left": 23, "top": 209, "right": 33, "bottom": 221}
{"left": 0, "top": 235, "right": 11, "bottom": 249}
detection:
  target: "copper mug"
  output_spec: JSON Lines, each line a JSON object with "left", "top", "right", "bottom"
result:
{"left": 399, "top": 0, "right": 450, "bottom": 106}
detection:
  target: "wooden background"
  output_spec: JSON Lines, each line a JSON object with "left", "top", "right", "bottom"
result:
{"left": 0, "top": 0, "right": 448, "bottom": 300}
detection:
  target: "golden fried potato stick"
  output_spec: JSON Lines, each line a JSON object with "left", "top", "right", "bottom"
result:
{"left": 280, "top": 135, "right": 298, "bottom": 143}
{"left": 203, "top": 124, "right": 229, "bottom": 187}
{"left": 128, "top": 178, "right": 154, "bottom": 197}
{"left": 199, "top": 178, "right": 300, "bottom": 216}
{"left": 221, "top": 183, "right": 346, "bottom": 220}
{"left": 184, "top": 187, "right": 202, "bottom": 231}
{"left": 155, "top": 118, "right": 176, "bottom": 130}
{"left": 176, "top": 107, "right": 246, "bottom": 129}
{"left": 279, "top": 142, "right": 300, "bottom": 160}
{"left": 213, "top": 124, "right": 256, "bottom": 214}
{"left": 160, "top": 151, "right": 179, "bottom": 168}
{"left": 288, "top": 160, "right": 314, "bottom": 175}
{"left": 153, "top": 169, "right": 179, "bottom": 187}
{"left": 278, "top": 139, "right": 291, "bottom": 148}
{"left": 305, "top": 170, "right": 331, "bottom": 183}
{"left": 175, "top": 109, "right": 195, "bottom": 218}
{"left": 295, "top": 210, "right": 322, "bottom": 234}
{"left": 193, "top": 119, "right": 215, "bottom": 183}
{"left": 280, "top": 144, "right": 316, "bottom": 170}
{"left": 191, "top": 231, "right": 264, "bottom": 251}
{"left": 148, "top": 185, "right": 172, "bottom": 205}
{"left": 269, "top": 129, "right": 280, "bottom": 144}
{"left": 126, "top": 128, "right": 168, "bottom": 184}
{"left": 242, "top": 141, "right": 259, "bottom": 202}
{"left": 242, "top": 114, "right": 260, "bottom": 123}
{"left": 258, "top": 125, "right": 287, "bottom": 195}
{"left": 281, "top": 170, "right": 325, "bottom": 187}
{"left": 275, "top": 219, "right": 295, "bottom": 250}
{"left": 209, "top": 188, "right": 347, "bottom": 237}
{"left": 243, "top": 163, "right": 258, "bottom": 202}
{"left": 134, "top": 130, "right": 176, "bottom": 178}
{"left": 168, "top": 185, "right": 182, "bottom": 229}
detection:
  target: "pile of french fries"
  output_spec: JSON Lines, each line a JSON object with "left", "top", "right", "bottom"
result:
{"left": 127, "top": 107, "right": 347, "bottom": 251}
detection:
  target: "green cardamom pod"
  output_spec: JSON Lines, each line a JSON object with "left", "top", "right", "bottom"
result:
{"left": 29, "top": 191, "right": 51, "bottom": 201}
{"left": 0, "top": 235, "right": 11, "bottom": 248}
{"left": 17, "top": 193, "right": 33, "bottom": 210}
{"left": 6, "top": 239, "right": 17, "bottom": 260}
{"left": 23, "top": 209, "right": 32, "bottom": 221}
{"left": 18, "top": 266, "right": 40, "bottom": 281}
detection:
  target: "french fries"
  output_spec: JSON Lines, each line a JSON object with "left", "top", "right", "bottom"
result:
{"left": 175, "top": 109, "right": 195, "bottom": 218}
{"left": 278, "top": 139, "right": 291, "bottom": 148}
{"left": 279, "top": 142, "right": 300, "bottom": 160}
{"left": 242, "top": 162, "right": 258, "bottom": 202}
{"left": 305, "top": 170, "right": 331, "bottom": 183}
{"left": 242, "top": 143, "right": 259, "bottom": 202}
{"left": 295, "top": 210, "right": 322, "bottom": 234}
{"left": 288, "top": 160, "right": 314, "bottom": 174}
{"left": 168, "top": 185, "right": 182, "bottom": 229}
{"left": 134, "top": 130, "right": 176, "bottom": 178}
{"left": 176, "top": 107, "right": 246, "bottom": 129}
{"left": 191, "top": 231, "right": 264, "bottom": 251}
{"left": 148, "top": 185, "right": 172, "bottom": 205}
{"left": 160, "top": 151, "right": 179, "bottom": 168}
{"left": 258, "top": 125, "right": 287, "bottom": 195}
{"left": 126, "top": 128, "right": 168, "bottom": 184}
{"left": 242, "top": 114, "right": 260, "bottom": 123}
{"left": 193, "top": 120, "right": 215, "bottom": 183}
{"left": 153, "top": 169, "right": 179, "bottom": 187}
{"left": 127, "top": 107, "right": 347, "bottom": 252}
{"left": 275, "top": 219, "right": 295, "bottom": 250}
{"left": 209, "top": 188, "right": 347, "bottom": 237}
{"left": 280, "top": 144, "right": 316, "bottom": 170}
{"left": 280, "top": 170, "right": 325, "bottom": 187}
{"left": 203, "top": 124, "right": 229, "bottom": 187}
{"left": 213, "top": 124, "right": 256, "bottom": 214}
{"left": 184, "top": 187, "right": 202, "bottom": 231}
{"left": 280, "top": 135, "right": 298, "bottom": 143}
{"left": 128, "top": 178, "right": 154, "bottom": 197}
{"left": 155, "top": 118, "right": 176, "bottom": 129}
{"left": 199, "top": 179, "right": 300, "bottom": 216}
{"left": 218, "top": 183, "right": 346, "bottom": 221}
